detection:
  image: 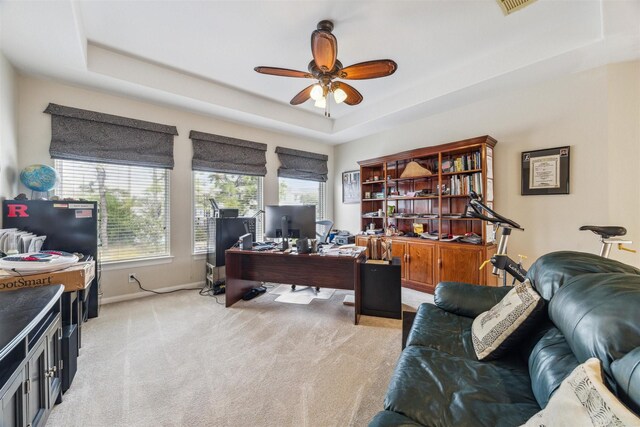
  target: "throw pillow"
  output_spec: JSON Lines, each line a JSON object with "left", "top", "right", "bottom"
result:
{"left": 521, "top": 358, "right": 640, "bottom": 426}
{"left": 471, "top": 279, "right": 543, "bottom": 360}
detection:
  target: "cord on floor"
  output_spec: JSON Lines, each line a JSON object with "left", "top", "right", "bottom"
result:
{"left": 133, "top": 276, "right": 224, "bottom": 305}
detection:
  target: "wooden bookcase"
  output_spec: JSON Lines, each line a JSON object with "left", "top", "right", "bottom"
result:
{"left": 357, "top": 135, "right": 498, "bottom": 292}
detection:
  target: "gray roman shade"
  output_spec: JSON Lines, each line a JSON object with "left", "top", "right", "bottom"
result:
{"left": 276, "top": 147, "right": 328, "bottom": 182}
{"left": 190, "top": 130, "right": 267, "bottom": 176}
{"left": 45, "top": 103, "right": 177, "bottom": 169}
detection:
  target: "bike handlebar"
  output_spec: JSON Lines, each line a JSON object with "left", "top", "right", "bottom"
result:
{"left": 465, "top": 191, "right": 524, "bottom": 230}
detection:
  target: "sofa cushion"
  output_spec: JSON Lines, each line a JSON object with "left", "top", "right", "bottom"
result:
{"left": 527, "top": 326, "right": 580, "bottom": 408}
{"left": 472, "top": 279, "right": 545, "bottom": 360}
{"left": 612, "top": 347, "right": 640, "bottom": 415}
{"left": 434, "top": 281, "right": 513, "bottom": 318}
{"left": 384, "top": 346, "right": 540, "bottom": 427}
{"left": 405, "top": 303, "right": 476, "bottom": 359}
{"left": 549, "top": 273, "right": 640, "bottom": 383}
{"left": 526, "top": 251, "right": 640, "bottom": 301}
{"left": 521, "top": 358, "right": 640, "bottom": 426}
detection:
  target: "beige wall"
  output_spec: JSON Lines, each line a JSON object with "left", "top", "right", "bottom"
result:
{"left": 334, "top": 61, "right": 640, "bottom": 269}
{"left": 16, "top": 75, "right": 334, "bottom": 300}
{"left": 0, "top": 53, "right": 18, "bottom": 219}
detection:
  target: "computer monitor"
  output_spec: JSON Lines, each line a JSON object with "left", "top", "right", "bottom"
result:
{"left": 265, "top": 205, "right": 316, "bottom": 249}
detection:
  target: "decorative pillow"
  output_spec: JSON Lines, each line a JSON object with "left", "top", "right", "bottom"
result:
{"left": 521, "top": 358, "right": 640, "bottom": 426}
{"left": 471, "top": 279, "right": 543, "bottom": 360}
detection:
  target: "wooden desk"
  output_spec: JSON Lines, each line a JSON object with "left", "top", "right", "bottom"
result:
{"left": 225, "top": 249, "right": 365, "bottom": 324}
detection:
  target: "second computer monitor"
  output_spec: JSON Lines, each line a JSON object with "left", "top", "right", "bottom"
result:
{"left": 265, "top": 205, "right": 316, "bottom": 239}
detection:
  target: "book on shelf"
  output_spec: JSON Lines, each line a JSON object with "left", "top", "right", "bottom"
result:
{"left": 442, "top": 151, "right": 481, "bottom": 173}
{"left": 449, "top": 172, "right": 483, "bottom": 196}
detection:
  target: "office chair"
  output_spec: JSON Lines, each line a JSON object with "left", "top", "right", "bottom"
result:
{"left": 316, "top": 219, "right": 334, "bottom": 243}
{"left": 291, "top": 219, "right": 334, "bottom": 293}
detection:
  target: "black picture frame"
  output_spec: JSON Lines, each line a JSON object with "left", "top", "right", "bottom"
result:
{"left": 342, "top": 170, "right": 360, "bottom": 204}
{"left": 521, "top": 146, "right": 570, "bottom": 195}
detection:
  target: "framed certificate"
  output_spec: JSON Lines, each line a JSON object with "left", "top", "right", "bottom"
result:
{"left": 521, "top": 146, "right": 570, "bottom": 195}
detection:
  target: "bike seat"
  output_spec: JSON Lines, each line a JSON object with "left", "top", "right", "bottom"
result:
{"left": 579, "top": 225, "right": 627, "bottom": 239}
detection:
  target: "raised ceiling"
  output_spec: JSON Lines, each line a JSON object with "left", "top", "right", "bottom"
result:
{"left": 1, "top": 1, "right": 638, "bottom": 144}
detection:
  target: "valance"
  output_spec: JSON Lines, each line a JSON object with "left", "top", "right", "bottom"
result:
{"left": 275, "top": 147, "right": 328, "bottom": 182}
{"left": 190, "top": 130, "right": 267, "bottom": 176}
{"left": 45, "top": 103, "right": 177, "bottom": 169}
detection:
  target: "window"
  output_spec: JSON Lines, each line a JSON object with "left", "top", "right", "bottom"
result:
{"left": 278, "top": 177, "right": 326, "bottom": 220}
{"left": 55, "top": 159, "right": 170, "bottom": 262}
{"left": 193, "top": 172, "right": 264, "bottom": 253}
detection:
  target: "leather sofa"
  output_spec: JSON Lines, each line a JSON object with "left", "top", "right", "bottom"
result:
{"left": 370, "top": 251, "right": 640, "bottom": 426}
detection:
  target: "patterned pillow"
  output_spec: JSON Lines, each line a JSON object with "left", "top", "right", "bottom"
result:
{"left": 471, "top": 279, "right": 544, "bottom": 360}
{"left": 521, "top": 358, "right": 640, "bottom": 426}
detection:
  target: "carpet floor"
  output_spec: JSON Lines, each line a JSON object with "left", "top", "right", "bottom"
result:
{"left": 47, "top": 287, "right": 432, "bottom": 427}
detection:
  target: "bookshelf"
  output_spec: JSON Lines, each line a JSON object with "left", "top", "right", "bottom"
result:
{"left": 357, "top": 135, "right": 497, "bottom": 292}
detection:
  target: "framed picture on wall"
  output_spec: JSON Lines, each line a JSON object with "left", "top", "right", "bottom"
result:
{"left": 342, "top": 170, "right": 360, "bottom": 204}
{"left": 521, "top": 146, "right": 570, "bottom": 195}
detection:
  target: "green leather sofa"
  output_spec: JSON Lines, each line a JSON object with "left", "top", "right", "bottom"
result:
{"left": 370, "top": 251, "right": 640, "bottom": 426}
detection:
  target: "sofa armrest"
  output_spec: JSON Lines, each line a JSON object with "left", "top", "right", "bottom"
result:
{"left": 434, "top": 282, "right": 512, "bottom": 318}
{"left": 368, "top": 410, "right": 423, "bottom": 427}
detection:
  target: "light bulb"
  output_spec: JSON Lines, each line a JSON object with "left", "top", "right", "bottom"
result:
{"left": 310, "top": 84, "right": 323, "bottom": 101}
{"left": 314, "top": 96, "right": 326, "bottom": 109}
{"left": 333, "top": 87, "right": 347, "bottom": 104}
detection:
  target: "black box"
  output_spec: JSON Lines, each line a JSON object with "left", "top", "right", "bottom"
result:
{"left": 360, "top": 258, "right": 402, "bottom": 319}
{"left": 62, "top": 324, "right": 78, "bottom": 392}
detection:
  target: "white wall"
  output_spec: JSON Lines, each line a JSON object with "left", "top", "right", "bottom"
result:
{"left": 16, "top": 75, "right": 334, "bottom": 300}
{"left": 0, "top": 53, "right": 18, "bottom": 218}
{"left": 334, "top": 61, "right": 640, "bottom": 269}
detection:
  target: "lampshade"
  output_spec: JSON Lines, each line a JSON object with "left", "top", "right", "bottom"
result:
{"left": 310, "top": 84, "right": 323, "bottom": 101}
{"left": 333, "top": 87, "right": 347, "bottom": 104}
{"left": 314, "top": 96, "right": 326, "bottom": 108}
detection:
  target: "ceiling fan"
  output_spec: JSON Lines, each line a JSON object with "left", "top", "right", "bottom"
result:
{"left": 254, "top": 20, "right": 397, "bottom": 117}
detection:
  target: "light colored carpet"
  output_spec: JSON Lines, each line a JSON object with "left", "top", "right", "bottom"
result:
{"left": 48, "top": 287, "right": 433, "bottom": 427}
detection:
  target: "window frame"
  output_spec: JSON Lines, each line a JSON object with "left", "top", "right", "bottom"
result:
{"left": 54, "top": 159, "right": 172, "bottom": 264}
{"left": 277, "top": 177, "right": 327, "bottom": 221}
{"left": 192, "top": 171, "right": 265, "bottom": 255}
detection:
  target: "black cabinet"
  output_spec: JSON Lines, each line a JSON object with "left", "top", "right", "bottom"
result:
{"left": 360, "top": 259, "right": 402, "bottom": 319}
{"left": 0, "top": 286, "right": 64, "bottom": 427}
{"left": 1, "top": 371, "right": 26, "bottom": 427}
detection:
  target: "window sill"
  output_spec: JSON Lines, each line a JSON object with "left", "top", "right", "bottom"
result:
{"left": 101, "top": 256, "right": 174, "bottom": 271}
{"left": 192, "top": 253, "right": 207, "bottom": 261}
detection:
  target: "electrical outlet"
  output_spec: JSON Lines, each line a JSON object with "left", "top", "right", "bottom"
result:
{"left": 128, "top": 273, "right": 137, "bottom": 283}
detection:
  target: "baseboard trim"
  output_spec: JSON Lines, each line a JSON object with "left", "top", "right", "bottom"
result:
{"left": 100, "top": 281, "right": 206, "bottom": 305}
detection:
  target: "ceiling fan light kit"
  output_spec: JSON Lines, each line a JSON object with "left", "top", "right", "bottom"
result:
{"left": 254, "top": 20, "right": 397, "bottom": 117}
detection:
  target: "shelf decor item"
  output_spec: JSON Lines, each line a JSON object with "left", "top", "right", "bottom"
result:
{"left": 342, "top": 170, "right": 360, "bottom": 204}
{"left": 400, "top": 161, "right": 432, "bottom": 179}
{"left": 521, "top": 146, "right": 570, "bottom": 195}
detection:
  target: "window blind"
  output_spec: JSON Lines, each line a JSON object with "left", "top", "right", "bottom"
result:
{"left": 45, "top": 103, "right": 177, "bottom": 169}
{"left": 278, "top": 177, "right": 326, "bottom": 220}
{"left": 190, "top": 131, "right": 267, "bottom": 176}
{"left": 55, "top": 159, "right": 170, "bottom": 262}
{"left": 193, "top": 171, "right": 264, "bottom": 253}
{"left": 275, "top": 147, "right": 328, "bottom": 182}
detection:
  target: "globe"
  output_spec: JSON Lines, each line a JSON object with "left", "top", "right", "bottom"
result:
{"left": 19, "top": 164, "right": 59, "bottom": 192}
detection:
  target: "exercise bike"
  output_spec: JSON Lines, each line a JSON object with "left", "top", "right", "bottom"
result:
{"left": 465, "top": 191, "right": 527, "bottom": 285}
{"left": 579, "top": 225, "right": 636, "bottom": 258}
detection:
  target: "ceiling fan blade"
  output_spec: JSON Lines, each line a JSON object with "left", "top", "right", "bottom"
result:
{"left": 338, "top": 60, "right": 397, "bottom": 80}
{"left": 254, "top": 66, "right": 313, "bottom": 78}
{"left": 311, "top": 30, "right": 337, "bottom": 72}
{"left": 290, "top": 84, "right": 315, "bottom": 105}
{"left": 335, "top": 82, "right": 363, "bottom": 106}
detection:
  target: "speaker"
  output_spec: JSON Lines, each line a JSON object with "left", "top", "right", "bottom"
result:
{"left": 62, "top": 324, "right": 78, "bottom": 392}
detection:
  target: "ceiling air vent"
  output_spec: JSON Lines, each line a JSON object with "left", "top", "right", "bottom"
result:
{"left": 497, "top": 0, "right": 537, "bottom": 15}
